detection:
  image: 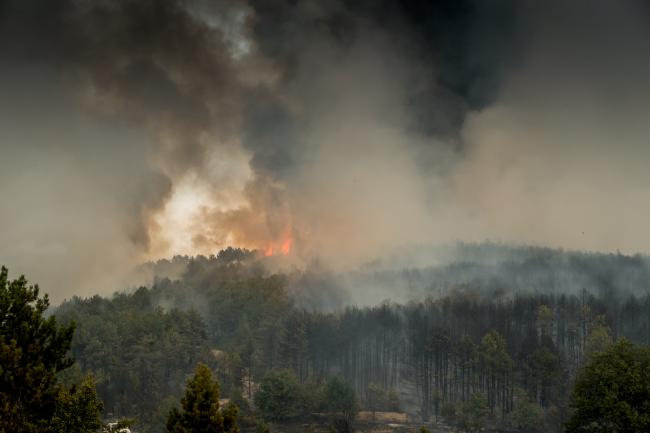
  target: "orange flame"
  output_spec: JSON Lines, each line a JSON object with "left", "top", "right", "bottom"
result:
{"left": 263, "top": 232, "right": 293, "bottom": 257}
{"left": 280, "top": 237, "right": 293, "bottom": 255}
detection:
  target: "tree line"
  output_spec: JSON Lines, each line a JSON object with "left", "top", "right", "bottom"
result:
{"left": 1, "top": 265, "right": 247, "bottom": 433}
{"left": 6, "top": 241, "right": 650, "bottom": 432}
{"left": 49, "top": 252, "right": 650, "bottom": 432}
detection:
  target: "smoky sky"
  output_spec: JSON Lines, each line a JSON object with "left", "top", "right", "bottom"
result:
{"left": 1, "top": 0, "right": 650, "bottom": 301}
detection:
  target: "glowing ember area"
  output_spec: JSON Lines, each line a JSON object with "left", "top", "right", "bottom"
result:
{"left": 264, "top": 235, "right": 293, "bottom": 257}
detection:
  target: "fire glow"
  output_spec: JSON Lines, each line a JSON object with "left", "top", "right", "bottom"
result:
{"left": 264, "top": 236, "right": 293, "bottom": 257}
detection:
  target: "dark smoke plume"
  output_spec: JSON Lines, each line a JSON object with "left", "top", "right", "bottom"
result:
{"left": 2, "top": 0, "right": 650, "bottom": 300}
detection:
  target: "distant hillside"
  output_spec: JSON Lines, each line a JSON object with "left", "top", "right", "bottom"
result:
{"left": 139, "top": 242, "right": 650, "bottom": 309}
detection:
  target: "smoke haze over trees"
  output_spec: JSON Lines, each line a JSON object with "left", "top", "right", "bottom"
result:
{"left": 2, "top": 0, "right": 650, "bottom": 299}
{"left": 4, "top": 1, "right": 650, "bottom": 432}
{"left": 47, "top": 245, "right": 650, "bottom": 432}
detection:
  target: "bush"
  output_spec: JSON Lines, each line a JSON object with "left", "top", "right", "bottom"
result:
{"left": 510, "top": 389, "right": 544, "bottom": 433}
{"left": 254, "top": 370, "right": 303, "bottom": 422}
{"left": 323, "top": 377, "right": 358, "bottom": 433}
{"left": 457, "top": 393, "right": 489, "bottom": 433}
{"left": 566, "top": 339, "right": 650, "bottom": 433}
{"left": 255, "top": 420, "right": 270, "bottom": 433}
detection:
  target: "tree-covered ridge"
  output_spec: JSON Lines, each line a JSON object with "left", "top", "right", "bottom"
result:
{"left": 54, "top": 247, "right": 650, "bottom": 432}
{"left": 56, "top": 289, "right": 214, "bottom": 432}
{"left": 143, "top": 243, "right": 650, "bottom": 308}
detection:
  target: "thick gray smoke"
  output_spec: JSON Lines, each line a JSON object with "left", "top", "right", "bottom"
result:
{"left": 453, "top": 0, "right": 650, "bottom": 252}
{"left": 1, "top": 0, "right": 649, "bottom": 301}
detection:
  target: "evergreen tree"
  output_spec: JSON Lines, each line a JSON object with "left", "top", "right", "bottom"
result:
{"left": 166, "top": 363, "right": 239, "bottom": 433}
{"left": 279, "top": 314, "right": 309, "bottom": 382}
{"left": 0, "top": 266, "right": 75, "bottom": 433}
{"left": 50, "top": 376, "right": 103, "bottom": 433}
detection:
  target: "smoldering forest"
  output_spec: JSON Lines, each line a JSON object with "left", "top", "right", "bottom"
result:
{"left": 54, "top": 242, "right": 650, "bottom": 432}
{"left": 3, "top": 1, "right": 650, "bottom": 433}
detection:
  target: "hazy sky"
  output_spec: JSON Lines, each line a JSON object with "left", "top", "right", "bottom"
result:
{"left": 1, "top": 0, "right": 650, "bottom": 300}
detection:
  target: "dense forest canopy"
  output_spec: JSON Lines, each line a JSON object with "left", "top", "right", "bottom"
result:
{"left": 51, "top": 244, "right": 650, "bottom": 432}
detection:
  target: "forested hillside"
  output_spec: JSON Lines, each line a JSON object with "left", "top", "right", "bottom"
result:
{"left": 54, "top": 244, "right": 650, "bottom": 432}
{"left": 142, "top": 244, "right": 650, "bottom": 307}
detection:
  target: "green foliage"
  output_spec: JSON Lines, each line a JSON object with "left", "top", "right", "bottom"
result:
{"left": 255, "top": 420, "right": 271, "bottom": 433}
{"left": 458, "top": 393, "right": 489, "bottom": 433}
{"left": 302, "top": 385, "right": 321, "bottom": 419}
{"left": 566, "top": 339, "right": 650, "bottom": 433}
{"left": 584, "top": 315, "right": 613, "bottom": 359}
{"left": 51, "top": 376, "right": 103, "bottom": 433}
{"left": 510, "top": 389, "right": 544, "bottom": 433}
{"left": 323, "top": 377, "right": 358, "bottom": 433}
{"left": 254, "top": 370, "right": 303, "bottom": 421}
{"left": 480, "top": 330, "right": 512, "bottom": 374}
{"left": 222, "top": 403, "right": 240, "bottom": 433}
{"left": 166, "top": 363, "right": 239, "bottom": 433}
{"left": 0, "top": 266, "right": 76, "bottom": 433}
{"left": 45, "top": 250, "right": 650, "bottom": 432}
{"left": 56, "top": 289, "right": 214, "bottom": 431}
{"left": 229, "top": 389, "right": 251, "bottom": 419}
{"left": 526, "top": 346, "right": 563, "bottom": 407}
{"left": 279, "top": 314, "right": 309, "bottom": 381}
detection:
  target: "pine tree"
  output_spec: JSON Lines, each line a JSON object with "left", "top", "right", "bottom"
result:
{"left": 166, "top": 363, "right": 239, "bottom": 433}
{"left": 50, "top": 376, "right": 103, "bottom": 433}
{"left": 0, "top": 266, "right": 75, "bottom": 433}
